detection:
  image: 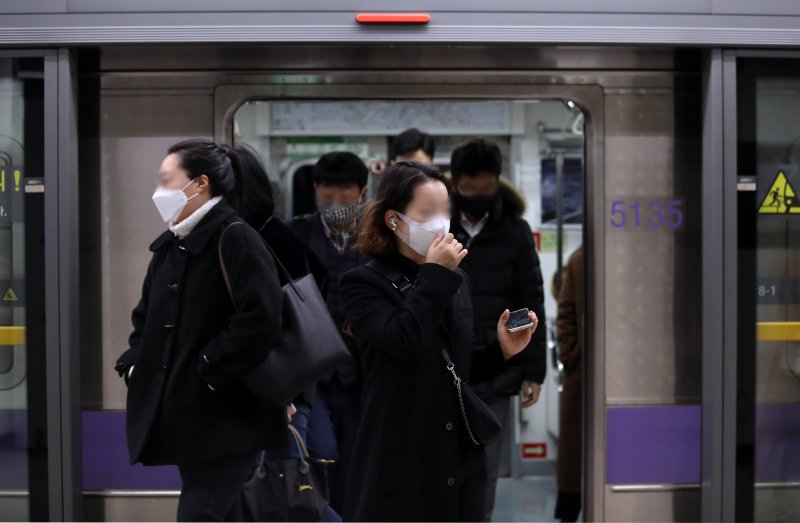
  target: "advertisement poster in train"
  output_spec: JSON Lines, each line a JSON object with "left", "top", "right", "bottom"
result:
{"left": 540, "top": 157, "right": 583, "bottom": 225}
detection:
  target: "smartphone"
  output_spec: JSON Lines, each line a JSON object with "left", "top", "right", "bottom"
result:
{"left": 506, "top": 308, "right": 534, "bottom": 332}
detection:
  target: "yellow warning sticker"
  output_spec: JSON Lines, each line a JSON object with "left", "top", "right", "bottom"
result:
{"left": 758, "top": 171, "right": 800, "bottom": 214}
{"left": 3, "top": 286, "right": 18, "bottom": 302}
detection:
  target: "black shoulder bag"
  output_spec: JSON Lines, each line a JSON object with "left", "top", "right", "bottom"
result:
{"left": 219, "top": 222, "right": 352, "bottom": 406}
{"left": 239, "top": 425, "right": 332, "bottom": 522}
{"left": 365, "top": 259, "right": 502, "bottom": 446}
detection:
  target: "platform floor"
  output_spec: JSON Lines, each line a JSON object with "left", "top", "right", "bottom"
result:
{"left": 492, "top": 475, "right": 582, "bottom": 523}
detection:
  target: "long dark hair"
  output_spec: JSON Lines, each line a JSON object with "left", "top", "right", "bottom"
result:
{"left": 233, "top": 144, "right": 275, "bottom": 228}
{"left": 354, "top": 161, "right": 446, "bottom": 257}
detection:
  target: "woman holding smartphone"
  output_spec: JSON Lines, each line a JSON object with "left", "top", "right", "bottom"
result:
{"left": 339, "top": 161, "right": 537, "bottom": 521}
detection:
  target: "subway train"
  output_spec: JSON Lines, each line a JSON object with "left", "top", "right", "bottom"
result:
{"left": 0, "top": 3, "right": 799, "bottom": 522}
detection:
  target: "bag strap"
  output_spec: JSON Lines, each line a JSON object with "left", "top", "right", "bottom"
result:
{"left": 365, "top": 259, "right": 416, "bottom": 298}
{"left": 218, "top": 222, "right": 239, "bottom": 308}
{"left": 287, "top": 424, "right": 310, "bottom": 459}
{"left": 218, "top": 221, "right": 307, "bottom": 308}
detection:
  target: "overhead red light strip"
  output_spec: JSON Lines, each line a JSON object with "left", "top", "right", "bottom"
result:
{"left": 356, "top": 13, "right": 431, "bottom": 24}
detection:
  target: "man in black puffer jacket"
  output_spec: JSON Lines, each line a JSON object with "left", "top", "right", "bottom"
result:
{"left": 449, "top": 140, "right": 547, "bottom": 522}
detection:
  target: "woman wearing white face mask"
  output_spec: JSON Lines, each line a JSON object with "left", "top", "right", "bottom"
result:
{"left": 339, "top": 161, "right": 538, "bottom": 522}
{"left": 114, "top": 139, "right": 288, "bottom": 522}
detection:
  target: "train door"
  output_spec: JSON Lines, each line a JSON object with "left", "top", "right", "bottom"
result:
{"left": 230, "top": 97, "right": 587, "bottom": 521}
{"left": 0, "top": 52, "right": 46, "bottom": 523}
{"left": 0, "top": 51, "right": 79, "bottom": 522}
{"left": 731, "top": 55, "right": 800, "bottom": 522}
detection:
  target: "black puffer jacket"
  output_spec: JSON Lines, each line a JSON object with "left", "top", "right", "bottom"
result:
{"left": 450, "top": 178, "right": 547, "bottom": 396}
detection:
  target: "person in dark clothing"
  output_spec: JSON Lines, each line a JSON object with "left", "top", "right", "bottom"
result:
{"left": 288, "top": 151, "right": 369, "bottom": 514}
{"left": 340, "top": 161, "right": 538, "bottom": 522}
{"left": 114, "top": 139, "right": 287, "bottom": 522}
{"left": 234, "top": 144, "right": 341, "bottom": 522}
{"left": 449, "top": 139, "right": 548, "bottom": 521}
{"left": 554, "top": 248, "right": 584, "bottom": 522}
{"left": 390, "top": 128, "right": 436, "bottom": 164}
{"left": 234, "top": 144, "right": 327, "bottom": 298}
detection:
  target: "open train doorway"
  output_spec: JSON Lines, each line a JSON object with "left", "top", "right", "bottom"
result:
{"left": 231, "top": 98, "right": 587, "bottom": 522}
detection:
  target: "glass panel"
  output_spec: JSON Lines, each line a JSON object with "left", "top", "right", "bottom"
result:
{"left": 0, "top": 56, "right": 44, "bottom": 522}
{"left": 738, "top": 58, "right": 800, "bottom": 523}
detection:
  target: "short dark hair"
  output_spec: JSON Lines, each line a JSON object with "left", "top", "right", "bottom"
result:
{"left": 354, "top": 161, "right": 447, "bottom": 257}
{"left": 450, "top": 139, "right": 502, "bottom": 181}
{"left": 233, "top": 144, "right": 275, "bottom": 229}
{"left": 313, "top": 151, "right": 369, "bottom": 189}
{"left": 390, "top": 128, "right": 435, "bottom": 161}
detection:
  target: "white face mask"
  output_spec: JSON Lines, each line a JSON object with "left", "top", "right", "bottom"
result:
{"left": 395, "top": 212, "right": 451, "bottom": 256}
{"left": 152, "top": 179, "right": 198, "bottom": 223}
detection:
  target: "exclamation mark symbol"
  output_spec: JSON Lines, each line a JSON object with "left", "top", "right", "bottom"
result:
{"left": 0, "top": 169, "right": 5, "bottom": 192}
{"left": 14, "top": 170, "right": 20, "bottom": 192}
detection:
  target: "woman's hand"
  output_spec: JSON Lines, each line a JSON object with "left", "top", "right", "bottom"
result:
{"left": 287, "top": 403, "right": 297, "bottom": 423}
{"left": 496, "top": 309, "right": 538, "bottom": 361}
{"left": 426, "top": 233, "right": 468, "bottom": 271}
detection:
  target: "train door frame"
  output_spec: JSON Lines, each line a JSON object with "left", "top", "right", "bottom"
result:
{"left": 213, "top": 78, "right": 605, "bottom": 519}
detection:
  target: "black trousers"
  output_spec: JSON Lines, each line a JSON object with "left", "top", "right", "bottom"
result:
{"left": 482, "top": 395, "right": 512, "bottom": 521}
{"left": 177, "top": 452, "right": 256, "bottom": 522}
{"left": 307, "top": 378, "right": 361, "bottom": 515}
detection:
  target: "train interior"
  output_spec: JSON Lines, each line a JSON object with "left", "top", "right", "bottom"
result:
{"left": 0, "top": 44, "right": 798, "bottom": 521}
{"left": 231, "top": 98, "right": 585, "bottom": 522}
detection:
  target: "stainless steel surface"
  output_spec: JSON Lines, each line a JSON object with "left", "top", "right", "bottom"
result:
{"left": 83, "top": 494, "right": 179, "bottom": 522}
{"left": 0, "top": 6, "right": 799, "bottom": 46}
{"left": 602, "top": 88, "right": 702, "bottom": 404}
{"left": 83, "top": 491, "right": 180, "bottom": 497}
{"left": 755, "top": 482, "right": 800, "bottom": 490}
{"left": 43, "top": 49, "right": 65, "bottom": 523}
{"left": 97, "top": 45, "right": 678, "bottom": 72}
{"left": 604, "top": 486, "right": 701, "bottom": 522}
{"left": 611, "top": 484, "right": 701, "bottom": 492}
{"left": 721, "top": 49, "right": 739, "bottom": 523}
{"left": 57, "top": 48, "right": 82, "bottom": 521}
{"left": 701, "top": 48, "right": 725, "bottom": 523}
{"left": 2, "top": 0, "right": 800, "bottom": 15}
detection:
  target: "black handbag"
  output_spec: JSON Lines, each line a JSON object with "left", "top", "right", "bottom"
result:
{"left": 219, "top": 222, "right": 352, "bottom": 406}
{"left": 441, "top": 348, "right": 503, "bottom": 446}
{"left": 365, "top": 259, "right": 503, "bottom": 446}
{"left": 239, "top": 425, "right": 332, "bottom": 522}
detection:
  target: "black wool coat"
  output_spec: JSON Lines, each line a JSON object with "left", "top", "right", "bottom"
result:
{"left": 450, "top": 178, "right": 547, "bottom": 396}
{"left": 115, "top": 200, "right": 288, "bottom": 466}
{"left": 339, "top": 254, "right": 519, "bottom": 522}
{"left": 290, "top": 211, "right": 370, "bottom": 387}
